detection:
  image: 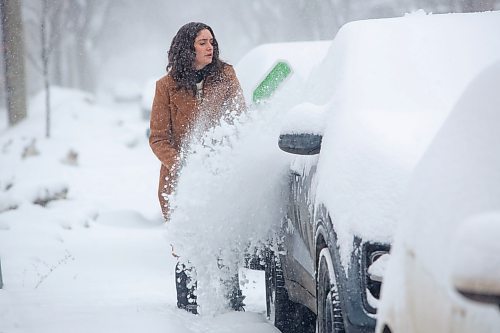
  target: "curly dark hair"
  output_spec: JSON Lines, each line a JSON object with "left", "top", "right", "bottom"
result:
{"left": 167, "top": 22, "right": 225, "bottom": 96}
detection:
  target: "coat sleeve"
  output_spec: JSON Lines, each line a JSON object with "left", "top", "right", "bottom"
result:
{"left": 225, "top": 65, "right": 247, "bottom": 114}
{"left": 149, "top": 79, "right": 179, "bottom": 170}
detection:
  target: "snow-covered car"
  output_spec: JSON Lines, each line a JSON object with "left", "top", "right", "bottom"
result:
{"left": 263, "top": 10, "right": 500, "bottom": 333}
{"left": 375, "top": 62, "right": 500, "bottom": 333}
{"left": 235, "top": 40, "right": 331, "bottom": 106}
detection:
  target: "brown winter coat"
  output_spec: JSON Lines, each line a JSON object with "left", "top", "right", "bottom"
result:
{"left": 149, "top": 64, "right": 245, "bottom": 218}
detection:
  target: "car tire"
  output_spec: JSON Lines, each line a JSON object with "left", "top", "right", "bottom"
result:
{"left": 265, "top": 250, "right": 315, "bottom": 333}
{"left": 317, "top": 247, "right": 345, "bottom": 333}
{"left": 265, "top": 250, "right": 276, "bottom": 321}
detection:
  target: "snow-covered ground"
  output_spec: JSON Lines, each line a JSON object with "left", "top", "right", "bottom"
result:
{"left": 3, "top": 9, "right": 500, "bottom": 333}
{"left": 0, "top": 89, "right": 278, "bottom": 332}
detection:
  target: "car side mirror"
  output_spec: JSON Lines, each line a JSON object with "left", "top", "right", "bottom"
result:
{"left": 450, "top": 213, "right": 500, "bottom": 310}
{"left": 278, "top": 133, "right": 322, "bottom": 155}
{"left": 278, "top": 102, "right": 326, "bottom": 155}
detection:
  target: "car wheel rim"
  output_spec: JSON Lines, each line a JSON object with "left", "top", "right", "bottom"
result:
{"left": 319, "top": 275, "right": 335, "bottom": 333}
{"left": 324, "top": 290, "right": 334, "bottom": 333}
{"left": 318, "top": 248, "right": 345, "bottom": 333}
{"left": 270, "top": 289, "right": 276, "bottom": 324}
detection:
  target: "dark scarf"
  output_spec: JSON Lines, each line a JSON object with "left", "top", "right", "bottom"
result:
{"left": 195, "top": 66, "right": 210, "bottom": 83}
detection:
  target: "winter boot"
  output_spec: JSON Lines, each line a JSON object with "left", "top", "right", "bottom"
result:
{"left": 175, "top": 262, "right": 198, "bottom": 314}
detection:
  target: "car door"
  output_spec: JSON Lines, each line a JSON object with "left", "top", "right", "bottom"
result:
{"left": 283, "top": 156, "right": 319, "bottom": 304}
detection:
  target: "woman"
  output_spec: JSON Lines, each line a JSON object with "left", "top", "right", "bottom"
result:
{"left": 149, "top": 22, "right": 245, "bottom": 219}
{"left": 149, "top": 22, "right": 246, "bottom": 314}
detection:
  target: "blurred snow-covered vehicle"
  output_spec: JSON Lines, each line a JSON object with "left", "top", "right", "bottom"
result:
{"left": 261, "top": 10, "right": 500, "bottom": 333}
{"left": 140, "top": 78, "right": 157, "bottom": 120}
{"left": 235, "top": 40, "right": 332, "bottom": 106}
{"left": 375, "top": 62, "right": 500, "bottom": 333}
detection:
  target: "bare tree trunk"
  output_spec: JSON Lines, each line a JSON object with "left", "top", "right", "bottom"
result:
{"left": 52, "top": 43, "right": 62, "bottom": 86}
{"left": 71, "top": 0, "right": 110, "bottom": 93}
{"left": 0, "top": 258, "right": 3, "bottom": 289}
{"left": 41, "top": 0, "right": 51, "bottom": 138}
{"left": 1, "top": 0, "right": 27, "bottom": 126}
{"left": 76, "top": 35, "right": 93, "bottom": 92}
{"left": 51, "top": 5, "right": 63, "bottom": 86}
{"left": 67, "top": 39, "right": 78, "bottom": 88}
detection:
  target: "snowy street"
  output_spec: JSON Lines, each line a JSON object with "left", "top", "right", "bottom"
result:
{"left": 0, "top": 90, "right": 278, "bottom": 332}
{"left": 0, "top": 221, "right": 274, "bottom": 332}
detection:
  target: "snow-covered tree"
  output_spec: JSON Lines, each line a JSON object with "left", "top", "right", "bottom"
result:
{"left": 23, "top": 0, "right": 112, "bottom": 94}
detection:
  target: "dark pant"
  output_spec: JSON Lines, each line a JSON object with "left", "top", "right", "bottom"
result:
{"left": 221, "top": 269, "right": 246, "bottom": 311}
{"left": 175, "top": 262, "right": 198, "bottom": 314}
{"left": 175, "top": 261, "right": 245, "bottom": 314}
